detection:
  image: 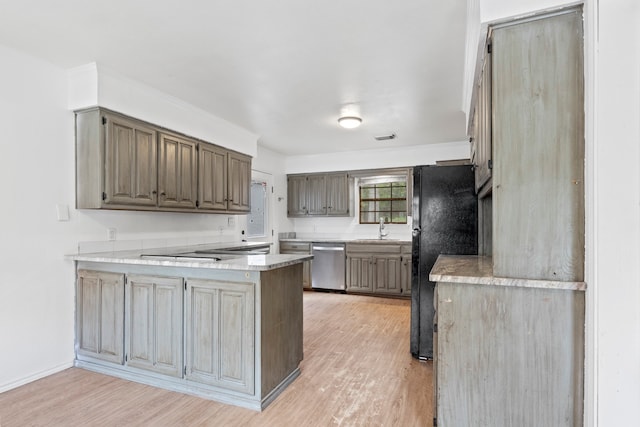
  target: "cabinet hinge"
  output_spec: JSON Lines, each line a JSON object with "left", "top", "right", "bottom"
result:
{"left": 433, "top": 417, "right": 438, "bottom": 427}
{"left": 433, "top": 323, "right": 438, "bottom": 333}
{"left": 102, "top": 192, "right": 107, "bottom": 201}
{"left": 184, "top": 281, "right": 187, "bottom": 290}
{"left": 488, "top": 159, "right": 493, "bottom": 170}
{"left": 102, "top": 116, "right": 107, "bottom": 125}
{"left": 271, "top": 186, "right": 274, "bottom": 193}
{"left": 487, "top": 43, "right": 492, "bottom": 54}
{"left": 195, "top": 200, "right": 200, "bottom": 208}
{"left": 184, "top": 366, "right": 187, "bottom": 376}
{"left": 125, "top": 354, "right": 128, "bottom": 362}
{"left": 272, "top": 230, "right": 274, "bottom": 236}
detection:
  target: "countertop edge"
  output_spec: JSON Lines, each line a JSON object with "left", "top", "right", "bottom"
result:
{"left": 429, "top": 255, "right": 586, "bottom": 291}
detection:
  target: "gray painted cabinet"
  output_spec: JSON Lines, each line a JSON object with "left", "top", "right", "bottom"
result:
{"left": 126, "top": 275, "right": 183, "bottom": 378}
{"left": 473, "top": 44, "right": 492, "bottom": 194}
{"left": 185, "top": 278, "right": 255, "bottom": 394}
{"left": 435, "top": 280, "right": 584, "bottom": 426}
{"left": 286, "top": 172, "right": 350, "bottom": 217}
{"left": 346, "top": 243, "right": 411, "bottom": 296}
{"left": 104, "top": 113, "right": 158, "bottom": 207}
{"left": 158, "top": 133, "right": 198, "bottom": 209}
{"left": 227, "top": 152, "right": 252, "bottom": 212}
{"left": 75, "top": 107, "right": 252, "bottom": 214}
{"left": 76, "top": 270, "right": 125, "bottom": 364}
{"left": 279, "top": 241, "right": 312, "bottom": 289}
{"left": 491, "top": 10, "right": 584, "bottom": 281}
{"left": 198, "top": 143, "right": 228, "bottom": 210}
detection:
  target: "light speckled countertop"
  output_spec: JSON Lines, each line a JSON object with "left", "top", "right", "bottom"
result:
{"left": 67, "top": 241, "right": 312, "bottom": 272}
{"left": 430, "top": 255, "right": 586, "bottom": 291}
{"left": 280, "top": 238, "right": 411, "bottom": 244}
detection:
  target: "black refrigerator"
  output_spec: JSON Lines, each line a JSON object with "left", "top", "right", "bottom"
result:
{"left": 410, "top": 165, "right": 478, "bottom": 360}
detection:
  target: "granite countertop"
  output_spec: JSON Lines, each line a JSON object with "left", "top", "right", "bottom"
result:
{"left": 67, "top": 242, "right": 312, "bottom": 272}
{"left": 429, "top": 255, "right": 586, "bottom": 291}
{"left": 280, "top": 238, "right": 411, "bottom": 244}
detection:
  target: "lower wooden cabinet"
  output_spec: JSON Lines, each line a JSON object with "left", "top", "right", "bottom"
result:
{"left": 126, "top": 275, "right": 183, "bottom": 377}
{"left": 346, "top": 243, "right": 412, "bottom": 296}
{"left": 279, "top": 241, "right": 312, "bottom": 289}
{"left": 185, "top": 278, "right": 255, "bottom": 394}
{"left": 76, "top": 270, "right": 125, "bottom": 364}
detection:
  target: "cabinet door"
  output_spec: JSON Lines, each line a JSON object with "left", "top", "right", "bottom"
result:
{"left": 228, "top": 152, "right": 252, "bottom": 212}
{"left": 346, "top": 256, "right": 373, "bottom": 292}
{"left": 326, "top": 172, "right": 350, "bottom": 216}
{"left": 306, "top": 174, "right": 327, "bottom": 215}
{"left": 158, "top": 134, "right": 198, "bottom": 209}
{"left": 104, "top": 113, "right": 157, "bottom": 206}
{"left": 475, "top": 46, "right": 492, "bottom": 192}
{"left": 287, "top": 175, "right": 308, "bottom": 216}
{"left": 400, "top": 254, "right": 412, "bottom": 296}
{"left": 185, "top": 278, "right": 255, "bottom": 394}
{"left": 373, "top": 255, "right": 402, "bottom": 295}
{"left": 76, "top": 270, "right": 125, "bottom": 364}
{"left": 492, "top": 10, "right": 584, "bottom": 281}
{"left": 198, "top": 143, "right": 228, "bottom": 210}
{"left": 126, "top": 275, "right": 183, "bottom": 378}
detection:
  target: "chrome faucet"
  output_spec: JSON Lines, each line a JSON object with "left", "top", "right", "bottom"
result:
{"left": 379, "top": 217, "right": 389, "bottom": 239}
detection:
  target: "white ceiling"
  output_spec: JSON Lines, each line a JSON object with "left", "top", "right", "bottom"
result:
{"left": 0, "top": 0, "right": 469, "bottom": 156}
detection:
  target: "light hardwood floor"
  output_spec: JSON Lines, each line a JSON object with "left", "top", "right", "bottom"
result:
{"left": 0, "top": 291, "right": 433, "bottom": 426}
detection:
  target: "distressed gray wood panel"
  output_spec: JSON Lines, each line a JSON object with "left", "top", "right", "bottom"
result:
{"left": 76, "top": 270, "right": 125, "bottom": 364}
{"left": 326, "top": 172, "right": 350, "bottom": 215}
{"left": 126, "top": 275, "right": 183, "bottom": 377}
{"left": 104, "top": 114, "right": 157, "bottom": 206}
{"left": 492, "top": 10, "right": 584, "bottom": 281}
{"left": 185, "top": 278, "right": 255, "bottom": 395}
{"left": 435, "top": 281, "right": 584, "bottom": 426}
{"left": 198, "top": 144, "right": 228, "bottom": 210}
{"left": 306, "top": 174, "right": 327, "bottom": 215}
{"left": 158, "top": 133, "right": 198, "bottom": 209}
{"left": 260, "top": 265, "right": 304, "bottom": 395}
{"left": 227, "top": 151, "right": 252, "bottom": 212}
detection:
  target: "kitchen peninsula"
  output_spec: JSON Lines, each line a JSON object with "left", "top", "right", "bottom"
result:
{"left": 68, "top": 242, "right": 312, "bottom": 411}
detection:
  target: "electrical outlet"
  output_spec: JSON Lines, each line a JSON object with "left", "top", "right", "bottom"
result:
{"left": 107, "top": 228, "right": 117, "bottom": 241}
{"left": 228, "top": 216, "right": 235, "bottom": 227}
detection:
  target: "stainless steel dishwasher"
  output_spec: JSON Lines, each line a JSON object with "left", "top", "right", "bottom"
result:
{"left": 311, "top": 243, "right": 346, "bottom": 290}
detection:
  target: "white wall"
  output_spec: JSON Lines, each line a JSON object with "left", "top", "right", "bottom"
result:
{"left": 68, "top": 63, "right": 259, "bottom": 158}
{"left": 282, "top": 140, "right": 469, "bottom": 240}
{"left": 591, "top": 0, "right": 640, "bottom": 425}
{"left": 0, "top": 45, "right": 248, "bottom": 391}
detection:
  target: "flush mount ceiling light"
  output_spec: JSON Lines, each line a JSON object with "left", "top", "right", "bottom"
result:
{"left": 338, "top": 116, "right": 362, "bottom": 129}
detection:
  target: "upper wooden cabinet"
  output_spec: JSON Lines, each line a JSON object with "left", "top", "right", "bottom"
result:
{"left": 287, "top": 172, "right": 350, "bottom": 217}
{"left": 227, "top": 152, "right": 252, "bottom": 212}
{"left": 473, "top": 45, "right": 492, "bottom": 194}
{"left": 158, "top": 133, "right": 198, "bottom": 209}
{"left": 75, "top": 108, "right": 251, "bottom": 214}
{"left": 103, "top": 113, "right": 158, "bottom": 207}
{"left": 469, "top": 9, "right": 585, "bottom": 282}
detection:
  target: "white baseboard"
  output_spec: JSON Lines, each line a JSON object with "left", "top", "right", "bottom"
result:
{"left": 0, "top": 361, "right": 74, "bottom": 393}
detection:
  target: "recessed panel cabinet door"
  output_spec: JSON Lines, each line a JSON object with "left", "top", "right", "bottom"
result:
{"left": 158, "top": 134, "right": 198, "bottom": 209}
{"left": 326, "top": 172, "right": 349, "bottom": 215}
{"left": 287, "top": 175, "right": 307, "bottom": 216}
{"left": 228, "top": 152, "right": 252, "bottom": 212}
{"left": 198, "top": 144, "right": 228, "bottom": 210}
{"left": 76, "top": 270, "right": 125, "bottom": 364}
{"left": 185, "top": 279, "right": 255, "bottom": 395}
{"left": 373, "top": 255, "right": 402, "bottom": 294}
{"left": 306, "top": 174, "right": 327, "bottom": 215}
{"left": 126, "top": 275, "right": 183, "bottom": 378}
{"left": 104, "top": 114, "right": 157, "bottom": 206}
{"left": 346, "top": 256, "right": 372, "bottom": 292}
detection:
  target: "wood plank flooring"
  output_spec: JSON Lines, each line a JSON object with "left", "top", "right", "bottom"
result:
{"left": 0, "top": 291, "right": 433, "bottom": 426}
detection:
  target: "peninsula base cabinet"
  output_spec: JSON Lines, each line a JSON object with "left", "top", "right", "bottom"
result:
{"left": 76, "top": 270, "right": 125, "bottom": 364}
{"left": 74, "top": 263, "right": 303, "bottom": 411}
